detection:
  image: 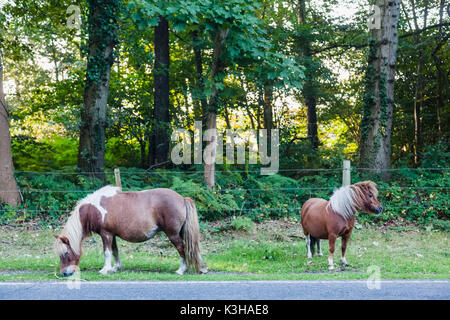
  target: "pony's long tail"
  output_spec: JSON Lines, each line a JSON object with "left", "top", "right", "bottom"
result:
{"left": 182, "top": 198, "right": 206, "bottom": 273}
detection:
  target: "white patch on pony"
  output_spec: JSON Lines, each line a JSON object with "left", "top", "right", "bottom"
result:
{"left": 176, "top": 258, "right": 188, "bottom": 275}
{"left": 75, "top": 185, "right": 120, "bottom": 223}
{"left": 99, "top": 249, "right": 113, "bottom": 275}
{"left": 306, "top": 235, "right": 312, "bottom": 259}
{"left": 328, "top": 186, "right": 357, "bottom": 220}
{"left": 328, "top": 256, "right": 334, "bottom": 270}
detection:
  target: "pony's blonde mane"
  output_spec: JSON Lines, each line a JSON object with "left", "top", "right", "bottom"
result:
{"left": 55, "top": 209, "right": 83, "bottom": 256}
{"left": 328, "top": 181, "right": 378, "bottom": 220}
{"left": 328, "top": 186, "right": 357, "bottom": 220}
{"left": 55, "top": 185, "right": 121, "bottom": 256}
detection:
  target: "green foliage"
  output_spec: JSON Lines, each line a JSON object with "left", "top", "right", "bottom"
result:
{"left": 11, "top": 135, "right": 78, "bottom": 171}
{"left": 229, "top": 217, "right": 255, "bottom": 233}
{"left": 354, "top": 145, "right": 450, "bottom": 226}
{"left": 1, "top": 158, "right": 448, "bottom": 228}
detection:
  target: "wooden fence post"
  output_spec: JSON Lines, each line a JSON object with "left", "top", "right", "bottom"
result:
{"left": 114, "top": 168, "right": 122, "bottom": 189}
{"left": 342, "top": 160, "right": 351, "bottom": 187}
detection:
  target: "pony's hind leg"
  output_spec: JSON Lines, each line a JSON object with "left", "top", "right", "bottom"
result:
{"left": 306, "top": 235, "right": 313, "bottom": 259}
{"left": 340, "top": 233, "right": 352, "bottom": 267}
{"left": 317, "top": 239, "right": 323, "bottom": 257}
{"left": 167, "top": 233, "right": 188, "bottom": 275}
{"left": 99, "top": 233, "right": 114, "bottom": 275}
{"left": 111, "top": 236, "right": 123, "bottom": 272}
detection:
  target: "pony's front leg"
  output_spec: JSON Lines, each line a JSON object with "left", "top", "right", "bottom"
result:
{"left": 328, "top": 234, "right": 337, "bottom": 270}
{"left": 99, "top": 233, "right": 115, "bottom": 275}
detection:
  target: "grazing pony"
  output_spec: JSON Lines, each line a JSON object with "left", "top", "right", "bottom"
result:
{"left": 301, "top": 181, "right": 382, "bottom": 270}
{"left": 54, "top": 186, "right": 207, "bottom": 276}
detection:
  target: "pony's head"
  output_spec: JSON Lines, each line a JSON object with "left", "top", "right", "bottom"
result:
{"left": 54, "top": 210, "right": 83, "bottom": 277}
{"left": 352, "top": 181, "right": 383, "bottom": 214}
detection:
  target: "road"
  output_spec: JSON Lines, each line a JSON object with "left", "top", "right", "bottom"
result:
{"left": 0, "top": 279, "right": 449, "bottom": 300}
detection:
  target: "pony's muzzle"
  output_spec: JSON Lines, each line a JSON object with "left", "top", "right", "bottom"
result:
{"left": 61, "top": 266, "right": 75, "bottom": 277}
{"left": 375, "top": 206, "right": 383, "bottom": 214}
{"left": 61, "top": 270, "right": 74, "bottom": 277}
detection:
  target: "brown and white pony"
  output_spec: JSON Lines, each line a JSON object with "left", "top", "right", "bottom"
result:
{"left": 301, "top": 181, "right": 382, "bottom": 270}
{"left": 54, "top": 186, "right": 207, "bottom": 276}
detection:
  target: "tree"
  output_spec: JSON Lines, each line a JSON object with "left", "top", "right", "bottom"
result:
{"left": 78, "top": 0, "right": 120, "bottom": 180}
{"left": 359, "top": 0, "right": 400, "bottom": 180}
{"left": 295, "top": 0, "right": 319, "bottom": 149}
{"left": 0, "top": 50, "right": 21, "bottom": 206}
{"left": 149, "top": 14, "right": 171, "bottom": 167}
{"left": 204, "top": 28, "right": 229, "bottom": 189}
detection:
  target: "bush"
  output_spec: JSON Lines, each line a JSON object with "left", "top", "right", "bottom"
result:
{"left": 229, "top": 217, "right": 255, "bottom": 233}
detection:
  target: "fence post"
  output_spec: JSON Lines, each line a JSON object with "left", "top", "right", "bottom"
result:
{"left": 114, "top": 168, "right": 122, "bottom": 189}
{"left": 342, "top": 160, "right": 351, "bottom": 187}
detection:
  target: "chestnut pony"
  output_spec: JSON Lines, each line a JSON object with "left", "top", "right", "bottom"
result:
{"left": 54, "top": 186, "right": 207, "bottom": 276}
{"left": 301, "top": 181, "right": 382, "bottom": 270}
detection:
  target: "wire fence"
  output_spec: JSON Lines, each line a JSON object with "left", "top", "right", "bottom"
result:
{"left": 0, "top": 166, "right": 449, "bottom": 218}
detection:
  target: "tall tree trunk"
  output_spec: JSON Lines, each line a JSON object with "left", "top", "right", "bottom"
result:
{"left": 263, "top": 81, "right": 273, "bottom": 155}
{"left": 263, "top": 82, "right": 273, "bottom": 133}
{"left": 204, "top": 28, "right": 229, "bottom": 189}
{"left": 0, "top": 52, "right": 21, "bottom": 206}
{"left": 413, "top": 61, "right": 423, "bottom": 165}
{"left": 78, "top": 0, "right": 119, "bottom": 180}
{"left": 192, "top": 30, "right": 208, "bottom": 124}
{"left": 359, "top": 0, "right": 400, "bottom": 181}
{"left": 411, "top": 0, "right": 429, "bottom": 165}
{"left": 433, "top": 0, "right": 445, "bottom": 139}
{"left": 296, "top": 0, "right": 319, "bottom": 149}
{"left": 149, "top": 16, "right": 170, "bottom": 167}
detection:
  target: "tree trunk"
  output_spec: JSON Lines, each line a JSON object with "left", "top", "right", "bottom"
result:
{"left": 204, "top": 28, "right": 229, "bottom": 189}
{"left": 78, "top": 0, "right": 119, "bottom": 180}
{"left": 0, "top": 52, "right": 21, "bottom": 206}
{"left": 296, "top": 0, "right": 320, "bottom": 149}
{"left": 433, "top": 0, "right": 445, "bottom": 139}
{"left": 149, "top": 16, "right": 170, "bottom": 167}
{"left": 411, "top": 0, "right": 429, "bottom": 165}
{"left": 359, "top": 0, "right": 400, "bottom": 181}
{"left": 413, "top": 61, "right": 423, "bottom": 165}
{"left": 192, "top": 30, "right": 208, "bottom": 124}
{"left": 263, "top": 82, "right": 273, "bottom": 133}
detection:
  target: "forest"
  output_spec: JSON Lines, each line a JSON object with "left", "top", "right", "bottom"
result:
{"left": 0, "top": 0, "right": 448, "bottom": 228}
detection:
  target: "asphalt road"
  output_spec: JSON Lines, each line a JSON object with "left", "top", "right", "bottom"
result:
{"left": 0, "top": 279, "right": 449, "bottom": 300}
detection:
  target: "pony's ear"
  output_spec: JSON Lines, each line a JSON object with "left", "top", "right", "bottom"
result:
{"left": 55, "top": 235, "right": 70, "bottom": 245}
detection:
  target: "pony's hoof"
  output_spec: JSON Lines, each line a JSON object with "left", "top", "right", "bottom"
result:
{"left": 98, "top": 269, "right": 112, "bottom": 275}
{"left": 199, "top": 267, "right": 208, "bottom": 274}
{"left": 328, "top": 265, "right": 335, "bottom": 270}
{"left": 111, "top": 265, "right": 122, "bottom": 273}
{"left": 341, "top": 263, "right": 352, "bottom": 268}
{"left": 317, "top": 253, "right": 323, "bottom": 257}
{"left": 175, "top": 269, "right": 185, "bottom": 275}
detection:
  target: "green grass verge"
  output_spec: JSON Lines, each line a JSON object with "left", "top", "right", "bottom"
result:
{"left": 0, "top": 219, "right": 448, "bottom": 281}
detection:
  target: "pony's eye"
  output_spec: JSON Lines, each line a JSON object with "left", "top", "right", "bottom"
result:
{"left": 369, "top": 193, "right": 373, "bottom": 198}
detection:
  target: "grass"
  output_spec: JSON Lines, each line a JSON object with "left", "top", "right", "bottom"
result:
{"left": 0, "top": 218, "right": 449, "bottom": 282}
